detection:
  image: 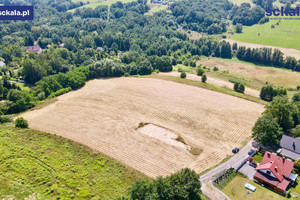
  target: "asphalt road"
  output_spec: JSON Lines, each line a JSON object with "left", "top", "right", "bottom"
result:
{"left": 200, "top": 139, "right": 258, "bottom": 182}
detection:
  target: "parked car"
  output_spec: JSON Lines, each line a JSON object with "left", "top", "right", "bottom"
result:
{"left": 248, "top": 149, "right": 256, "bottom": 156}
{"left": 232, "top": 147, "right": 239, "bottom": 153}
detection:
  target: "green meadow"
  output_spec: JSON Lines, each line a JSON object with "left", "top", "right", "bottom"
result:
{"left": 232, "top": 19, "right": 300, "bottom": 49}
{"left": 0, "top": 123, "right": 146, "bottom": 199}
{"left": 69, "top": 0, "right": 136, "bottom": 12}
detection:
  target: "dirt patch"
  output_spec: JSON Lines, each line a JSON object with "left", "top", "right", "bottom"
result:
{"left": 20, "top": 77, "right": 264, "bottom": 178}
{"left": 137, "top": 124, "right": 190, "bottom": 151}
{"left": 225, "top": 39, "right": 300, "bottom": 60}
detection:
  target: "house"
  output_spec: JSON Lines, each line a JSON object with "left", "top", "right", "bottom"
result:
{"left": 28, "top": 46, "right": 42, "bottom": 55}
{"left": 278, "top": 135, "right": 300, "bottom": 160}
{"left": 253, "top": 151, "right": 297, "bottom": 194}
{"left": 0, "top": 61, "right": 5, "bottom": 67}
{"left": 167, "top": 1, "right": 173, "bottom": 10}
{"left": 153, "top": 0, "right": 162, "bottom": 4}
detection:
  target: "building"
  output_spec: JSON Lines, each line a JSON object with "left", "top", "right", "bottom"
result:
{"left": 253, "top": 152, "right": 297, "bottom": 194}
{"left": 278, "top": 135, "right": 300, "bottom": 160}
{"left": 59, "top": 43, "right": 65, "bottom": 48}
{"left": 28, "top": 46, "right": 42, "bottom": 55}
{"left": 167, "top": 1, "right": 173, "bottom": 10}
{"left": 0, "top": 61, "right": 5, "bottom": 67}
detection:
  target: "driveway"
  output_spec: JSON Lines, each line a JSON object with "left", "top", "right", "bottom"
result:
{"left": 239, "top": 162, "right": 256, "bottom": 180}
{"left": 200, "top": 139, "right": 259, "bottom": 181}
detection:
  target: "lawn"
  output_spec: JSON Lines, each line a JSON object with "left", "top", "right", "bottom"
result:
{"left": 223, "top": 175, "right": 288, "bottom": 200}
{"left": 252, "top": 152, "right": 263, "bottom": 163}
{"left": 0, "top": 123, "right": 146, "bottom": 199}
{"left": 232, "top": 19, "right": 300, "bottom": 49}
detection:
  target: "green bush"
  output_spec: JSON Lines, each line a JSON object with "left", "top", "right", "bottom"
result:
{"left": 196, "top": 68, "right": 204, "bottom": 76}
{"left": 0, "top": 115, "right": 12, "bottom": 123}
{"left": 201, "top": 74, "right": 207, "bottom": 83}
{"left": 48, "top": 87, "right": 72, "bottom": 99}
{"left": 15, "top": 117, "right": 28, "bottom": 128}
{"left": 234, "top": 82, "right": 245, "bottom": 93}
{"left": 180, "top": 72, "right": 186, "bottom": 79}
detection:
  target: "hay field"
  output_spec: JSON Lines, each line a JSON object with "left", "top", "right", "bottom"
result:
{"left": 21, "top": 78, "right": 263, "bottom": 178}
{"left": 199, "top": 58, "right": 300, "bottom": 89}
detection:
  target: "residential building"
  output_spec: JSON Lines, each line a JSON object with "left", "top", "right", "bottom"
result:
{"left": 253, "top": 151, "right": 297, "bottom": 194}
{"left": 278, "top": 135, "right": 300, "bottom": 160}
{"left": 28, "top": 46, "right": 42, "bottom": 55}
{"left": 0, "top": 61, "right": 5, "bottom": 67}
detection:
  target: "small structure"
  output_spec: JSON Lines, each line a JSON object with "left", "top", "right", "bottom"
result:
{"left": 279, "top": 135, "right": 300, "bottom": 160}
{"left": 153, "top": 0, "right": 162, "bottom": 4}
{"left": 59, "top": 43, "right": 65, "bottom": 48}
{"left": 253, "top": 152, "right": 297, "bottom": 195}
{"left": 28, "top": 46, "right": 42, "bottom": 55}
{"left": 0, "top": 61, "right": 5, "bottom": 67}
{"left": 245, "top": 183, "right": 256, "bottom": 192}
{"left": 167, "top": 1, "right": 173, "bottom": 10}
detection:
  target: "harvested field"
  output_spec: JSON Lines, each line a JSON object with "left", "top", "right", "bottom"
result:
{"left": 20, "top": 78, "right": 264, "bottom": 178}
{"left": 199, "top": 58, "right": 300, "bottom": 89}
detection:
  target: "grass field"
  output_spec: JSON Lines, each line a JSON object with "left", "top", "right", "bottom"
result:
{"left": 145, "top": 3, "right": 169, "bottom": 15}
{"left": 232, "top": 20, "right": 300, "bottom": 49}
{"left": 0, "top": 124, "right": 146, "bottom": 199}
{"left": 198, "top": 58, "right": 300, "bottom": 90}
{"left": 229, "top": 0, "right": 253, "bottom": 5}
{"left": 223, "top": 174, "right": 300, "bottom": 200}
{"left": 69, "top": 0, "right": 135, "bottom": 12}
{"left": 20, "top": 77, "right": 263, "bottom": 177}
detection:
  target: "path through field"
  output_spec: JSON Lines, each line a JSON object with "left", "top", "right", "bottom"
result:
{"left": 162, "top": 71, "right": 260, "bottom": 97}
{"left": 21, "top": 78, "right": 264, "bottom": 178}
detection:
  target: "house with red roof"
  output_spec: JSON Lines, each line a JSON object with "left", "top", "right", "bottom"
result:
{"left": 28, "top": 46, "right": 42, "bottom": 55}
{"left": 254, "top": 151, "right": 297, "bottom": 194}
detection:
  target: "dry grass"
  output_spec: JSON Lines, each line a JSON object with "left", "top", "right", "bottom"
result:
{"left": 20, "top": 78, "right": 264, "bottom": 178}
{"left": 199, "top": 58, "right": 300, "bottom": 89}
{"left": 162, "top": 71, "right": 260, "bottom": 97}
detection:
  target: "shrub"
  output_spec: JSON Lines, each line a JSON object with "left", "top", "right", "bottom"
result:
{"left": 15, "top": 117, "right": 28, "bottom": 128}
{"left": 47, "top": 87, "right": 72, "bottom": 99}
{"left": 196, "top": 68, "right": 204, "bottom": 76}
{"left": 180, "top": 72, "right": 186, "bottom": 79}
{"left": 201, "top": 74, "right": 207, "bottom": 83}
{"left": 213, "top": 67, "right": 219, "bottom": 71}
{"left": 234, "top": 82, "right": 245, "bottom": 93}
{"left": 0, "top": 115, "right": 12, "bottom": 123}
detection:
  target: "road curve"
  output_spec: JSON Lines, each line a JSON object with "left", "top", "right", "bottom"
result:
{"left": 200, "top": 139, "right": 258, "bottom": 181}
